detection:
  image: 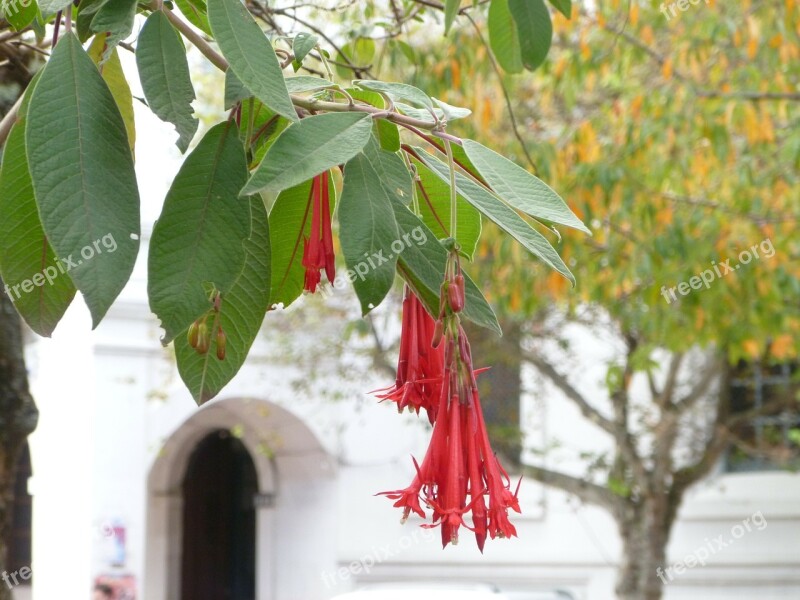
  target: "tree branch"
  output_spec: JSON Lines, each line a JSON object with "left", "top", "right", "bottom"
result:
{"left": 523, "top": 350, "right": 617, "bottom": 435}
{"left": 522, "top": 464, "right": 620, "bottom": 510}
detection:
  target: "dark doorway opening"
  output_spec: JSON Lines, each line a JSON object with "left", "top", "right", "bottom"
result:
{"left": 181, "top": 430, "right": 258, "bottom": 600}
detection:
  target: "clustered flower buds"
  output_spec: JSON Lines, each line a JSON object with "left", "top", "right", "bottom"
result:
{"left": 378, "top": 250, "right": 520, "bottom": 551}
{"left": 302, "top": 172, "right": 335, "bottom": 293}
{"left": 187, "top": 292, "right": 227, "bottom": 361}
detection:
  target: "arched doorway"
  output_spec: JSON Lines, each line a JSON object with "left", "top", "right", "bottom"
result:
{"left": 181, "top": 430, "right": 257, "bottom": 600}
{"left": 145, "top": 398, "right": 338, "bottom": 600}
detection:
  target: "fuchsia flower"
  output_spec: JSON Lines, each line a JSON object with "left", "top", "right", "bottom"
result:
{"left": 302, "top": 172, "right": 335, "bottom": 293}
{"left": 375, "top": 287, "right": 444, "bottom": 423}
{"left": 379, "top": 253, "right": 521, "bottom": 551}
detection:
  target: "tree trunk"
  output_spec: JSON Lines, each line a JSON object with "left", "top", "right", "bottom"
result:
{"left": 615, "top": 494, "right": 677, "bottom": 600}
{"left": 0, "top": 280, "right": 39, "bottom": 600}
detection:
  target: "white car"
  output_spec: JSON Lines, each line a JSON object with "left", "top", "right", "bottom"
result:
{"left": 330, "top": 583, "right": 574, "bottom": 600}
{"left": 330, "top": 583, "right": 507, "bottom": 600}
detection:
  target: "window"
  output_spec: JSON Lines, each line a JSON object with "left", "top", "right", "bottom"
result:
{"left": 726, "top": 361, "right": 800, "bottom": 472}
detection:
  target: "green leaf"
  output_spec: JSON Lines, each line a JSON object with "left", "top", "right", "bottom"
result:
{"left": 269, "top": 174, "right": 335, "bottom": 309}
{"left": 444, "top": 0, "right": 460, "bottom": 34}
{"left": 336, "top": 37, "right": 375, "bottom": 78}
{"left": 432, "top": 97, "right": 472, "bottom": 121}
{"left": 224, "top": 68, "right": 249, "bottom": 110}
{"left": 354, "top": 80, "right": 433, "bottom": 110}
{"left": 548, "top": 0, "right": 571, "bottom": 18}
{"left": 1, "top": 0, "right": 39, "bottom": 30}
{"left": 508, "top": 0, "right": 552, "bottom": 72}
{"left": 26, "top": 33, "right": 140, "bottom": 326}
{"left": 176, "top": 196, "right": 271, "bottom": 404}
{"left": 90, "top": 0, "right": 139, "bottom": 58}
{"left": 339, "top": 153, "right": 400, "bottom": 315}
{"left": 241, "top": 112, "right": 372, "bottom": 196}
{"left": 37, "top": 0, "right": 70, "bottom": 16}
{"left": 136, "top": 11, "right": 198, "bottom": 153}
{"left": 284, "top": 76, "right": 335, "bottom": 93}
{"left": 347, "top": 87, "right": 400, "bottom": 152}
{"left": 363, "top": 135, "right": 412, "bottom": 205}
{"left": 389, "top": 198, "right": 501, "bottom": 335}
{"left": 292, "top": 32, "right": 318, "bottom": 64}
{"left": 414, "top": 148, "right": 574, "bottom": 284}
{"left": 207, "top": 0, "right": 297, "bottom": 122}
{"left": 488, "top": 0, "right": 524, "bottom": 74}
{"left": 76, "top": 0, "right": 106, "bottom": 42}
{"left": 462, "top": 139, "right": 590, "bottom": 234}
{"left": 0, "top": 120, "right": 76, "bottom": 337}
{"left": 88, "top": 37, "right": 136, "bottom": 153}
{"left": 412, "top": 159, "right": 481, "bottom": 260}
{"left": 148, "top": 122, "right": 252, "bottom": 344}
{"left": 173, "top": 0, "right": 212, "bottom": 36}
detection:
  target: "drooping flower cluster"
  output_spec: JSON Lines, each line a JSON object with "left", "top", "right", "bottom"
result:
{"left": 378, "top": 253, "right": 521, "bottom": 551}
{"left": 302, "top": 172, "right": 335, "bottom": 293}
{"left": 375, "top": 287, "right": 444, "bottom": 424}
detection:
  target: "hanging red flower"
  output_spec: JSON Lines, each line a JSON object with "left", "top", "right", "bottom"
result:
{"left": 302, "top": 172, "right": 335, "bottom": 293}
{"left": 379, "top": 252, "right": 521, "bottom": 551}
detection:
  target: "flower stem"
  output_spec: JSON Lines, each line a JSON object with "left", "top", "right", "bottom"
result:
{"left": 444, "top": 139, "right": 457, "bottom": 238}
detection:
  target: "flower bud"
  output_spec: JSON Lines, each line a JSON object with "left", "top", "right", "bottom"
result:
{"left": 188, "top": 321, "right": 199, "bottom": 348}
{"left": 196, "top": 322, "right": 210, "bottom": 355}
{"left": 447, "top": 277, "right": 464, "bottom": 313}
{"left": 432, "top": 319, "right": 444, "bottom": 348}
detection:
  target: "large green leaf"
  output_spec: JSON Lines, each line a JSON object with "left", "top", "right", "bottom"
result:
{"left": 148, "top": 123, "right": 251, "bottom": 344}
{"left": 207, "top": 0, "right": 297, "bottom": 122}
{"left": 462, "top": 139, "right": 590, "bottom": 234}
{"left": 339, "top": 153, "right": 400, "bottom": 315}
{"left": 241, "top": 112, "right": 371, "bottom": 196}
{"left": 412, "top": 158, "right": 482, "bottom": 260}
{"left": 90, "top": 0, "right": 139, "bottom": 58}
{"left": 176, "top": 196, "right": 271, "bottom": 404}
{"left": 1, "top": 0, "right": 39, "bottom": 30}
{"left": 136, "top": 11, "right": 198, "bottom": 153}
{"left": 268, "top": 173, "right": 335, "bottom": 309}
{"left": 26, "top": 33, "right": 140, "bottom": 326}
{"left": 348, "top": 88, "right": 400, "bottom": 152}
{"left": 0, "top": 120, "right": 76, "bottom": 337}
{"left": 488, "top": 0, "right": 524, "bottom": 74}
{"left": 389, "top": 198, "right": 501, "bottom": 335}
{"left": 508, "top": 0, "right": 552, "bottom": 72}
{"left": 414, "top": 148, "right": 574, "bottom": 284}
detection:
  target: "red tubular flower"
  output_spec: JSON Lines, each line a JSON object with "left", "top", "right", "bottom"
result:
{"left": 379, "top": 252, "right": 521, "bottom": 551}
{"left": 302, "top": 172, "right": 335, "bottom": 293}
{"left": 374, "top": 287, "right": 444, "bottom": 423}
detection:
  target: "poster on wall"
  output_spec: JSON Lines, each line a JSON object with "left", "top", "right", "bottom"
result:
{"left": 94, "top": 574, "right": 136, "bottom": 600}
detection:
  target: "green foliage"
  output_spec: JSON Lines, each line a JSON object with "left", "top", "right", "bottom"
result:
{"left": 0, "top": 0, "right": 586, "bottom": 402}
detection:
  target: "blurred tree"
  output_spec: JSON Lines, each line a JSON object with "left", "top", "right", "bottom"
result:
{"left": 387, "top": 1, "right": 800, "bottom": 598}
